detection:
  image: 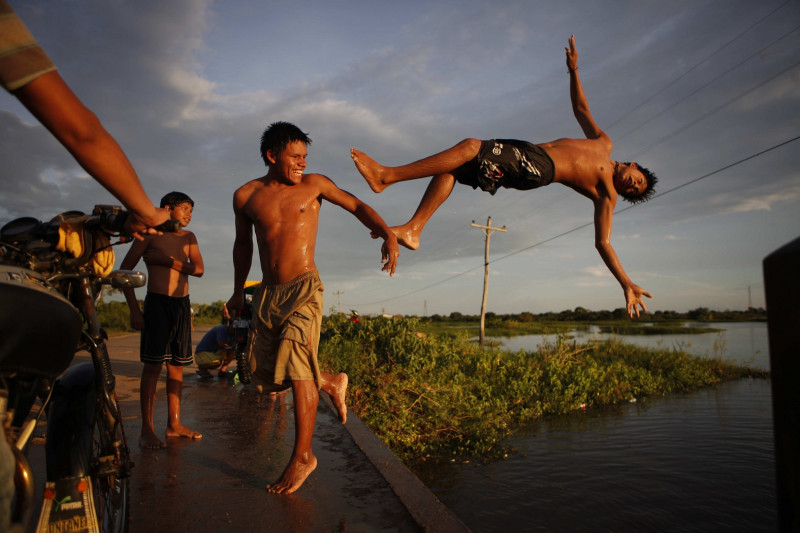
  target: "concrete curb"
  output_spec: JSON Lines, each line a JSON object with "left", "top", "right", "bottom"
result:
{"left": 322, "top": 395, "right": 471, "bottom": 532}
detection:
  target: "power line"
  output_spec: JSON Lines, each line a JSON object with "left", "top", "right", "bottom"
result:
{"left": 630, "top": 58, "right": 800, "bottom": 160}
{"left": 607, "top": 1, "right": 794, "bottom": 133}
{"left": 621, "top": 27, "right": 800, "bottom": 151}
{"left": 352, "top": 134, "right": 800, "bottom": 307}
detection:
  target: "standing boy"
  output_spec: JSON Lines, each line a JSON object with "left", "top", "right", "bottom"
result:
{"left": 226, "top": 121, "right": 398, "bottom": 494}
{"left": 121, "top": 191, "right": 205, "bottom": 449}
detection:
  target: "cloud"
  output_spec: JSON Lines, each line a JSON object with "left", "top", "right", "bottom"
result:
{"left": 716, "top": 184, "right": 800, "bottom": 214}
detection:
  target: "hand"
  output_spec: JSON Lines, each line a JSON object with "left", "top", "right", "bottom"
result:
{"left": 226, "top": 293, "right": 244, "bottom": 319}
{"left": 565, "top": 34, "right": 578, "bottom": 72}
{"left": 624, "top": 283, "right": 653, "bottom": 318}
{"left": 380, "top": 234, "right": 399, "bottom": 276}
{"left": 125, "top": 207, "right": 171, "bottom": 241}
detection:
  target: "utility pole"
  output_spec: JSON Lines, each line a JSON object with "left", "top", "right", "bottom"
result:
{"left": 333, "top": 290, "right": 344, "bottom": 314}
{"left": 471, "top": 216, "right": 506, "bottom": 348}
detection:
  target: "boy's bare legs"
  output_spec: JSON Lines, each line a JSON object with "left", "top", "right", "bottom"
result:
{"left": 165, "top": 363, "right": 202, "bottom": 440}
{"left": 386, "top": 173, "right": 457, "bottom": 250}
{"left": 320, "top": 372, "right": 348, "bottom": 424}
{"left": 139, "top": 362, "right": 166, "bottom": 449}
{"left": 351, "top": 138, "right": 481, "bottom": 193}
{"left": 267, "top": 379, "right": 318, "bottom": 494}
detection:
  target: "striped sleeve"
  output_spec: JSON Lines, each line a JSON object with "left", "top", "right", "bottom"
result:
{"left": 0, "top": 0, "right": 57, "bottom": 91}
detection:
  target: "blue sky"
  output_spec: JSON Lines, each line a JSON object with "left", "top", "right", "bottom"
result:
{"left": 2, "top": 0, "right": 799, "bottom": 316}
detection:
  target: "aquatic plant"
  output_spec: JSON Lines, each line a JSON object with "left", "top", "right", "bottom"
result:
{"left": 323, "top": 314, "right": 765, "bottom": 464}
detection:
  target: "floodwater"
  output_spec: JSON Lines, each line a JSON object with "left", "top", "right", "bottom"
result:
{"left": 416, "top": 322, "right": 777, "bottom": 532}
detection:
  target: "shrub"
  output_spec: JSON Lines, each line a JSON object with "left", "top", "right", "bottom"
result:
{"left": 319, "top": 314, "right": 765, "bottom": 464}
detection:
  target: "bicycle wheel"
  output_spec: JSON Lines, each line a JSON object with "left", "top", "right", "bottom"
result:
{"left": 90, "top": 400, "right": 131, "bottom": 533}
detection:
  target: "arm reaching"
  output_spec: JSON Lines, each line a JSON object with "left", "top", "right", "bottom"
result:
{"left": 593, "top": 199, "right": 652, "bottom": 318}
{"left": 318, "top": 176, "right": 399, "bottom": 276}
{"left": 565, "top": 35, "right": 611, "bottom": 146}
{"left": 13, "top": 71, "right": 169, "bottom": 238}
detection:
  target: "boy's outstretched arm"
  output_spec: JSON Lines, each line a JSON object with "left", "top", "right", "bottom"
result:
{"left": 593, "top": 198, "right": 652, "bottom": 318}
{"left": 566, "top": 35, "right": 611, "bottom": 147}
{"left": 317, "top": 175, "right": 399, "bottom": 276}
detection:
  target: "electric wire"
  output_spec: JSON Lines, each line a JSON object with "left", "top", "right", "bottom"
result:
{"left": 352, "top": 134, "right": 800, "bottom": 307}
{"left": 607, "top": 1, "right": 793, "bottom": 133}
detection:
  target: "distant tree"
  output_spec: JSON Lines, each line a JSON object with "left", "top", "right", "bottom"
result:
{"left": 687, "top": 307, "right": 713, "bottom": 321}
{"left": 518, "top": 312, "right": 536, "bottom": 323}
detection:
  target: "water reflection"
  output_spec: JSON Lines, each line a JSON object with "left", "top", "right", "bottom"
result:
{"left": 490, "top": 322, "right": 769, "bottom": 370}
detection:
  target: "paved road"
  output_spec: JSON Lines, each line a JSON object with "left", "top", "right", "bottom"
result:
{"left": 29, "top": 326, "right": 469, "bottom": 532}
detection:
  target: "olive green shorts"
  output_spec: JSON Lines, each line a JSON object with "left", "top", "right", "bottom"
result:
{"left": 247, "top": 271, "right": 324, "bottom": 393}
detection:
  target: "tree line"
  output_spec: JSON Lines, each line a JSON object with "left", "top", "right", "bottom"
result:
{"left": 425, "top": 306, "right": 766, "bottom": 323}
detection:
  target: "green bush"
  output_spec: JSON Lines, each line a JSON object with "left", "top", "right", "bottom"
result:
{"left": 319, "top": 314, "right": 766, "bottom": 465}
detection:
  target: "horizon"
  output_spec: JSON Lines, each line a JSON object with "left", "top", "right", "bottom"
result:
{"left": 2, "top": 0, "right": 799, "bottom": 316}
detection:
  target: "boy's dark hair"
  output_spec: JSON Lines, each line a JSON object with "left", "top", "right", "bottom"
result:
{"left": 160, "top": 191, "right": 194, "bottom": 209}
{"left": 260, "top": 121, "right": 312, "bottom": 166}
{"left": 619, "top": 163, "right": 658, "bottom": 205}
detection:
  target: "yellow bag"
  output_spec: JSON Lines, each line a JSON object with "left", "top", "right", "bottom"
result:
{"left": 56, "top": 216, "right": 114, "bottom": 278}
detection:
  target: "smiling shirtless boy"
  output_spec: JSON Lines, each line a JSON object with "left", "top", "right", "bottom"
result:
{"left": 121, "top": 191, "right": 204, "bottom": 449}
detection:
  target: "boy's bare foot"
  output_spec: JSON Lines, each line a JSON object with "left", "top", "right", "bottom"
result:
{"left": 351, "top": 148, "right": 389, "bottom": 193}
{"left": 266, "top": 455, "right": 318, "bottom": 494}
{"left": 166, "top": 424, "right": 202, "bottom": 440}
{"left": 329, "top": 373, "right": 348, "bottom": 424}
{"left": 371, "top": 224, "right": 420, "bottom": 251}
{"left": 139, "top": 432, "right": 167, "bottom": 449}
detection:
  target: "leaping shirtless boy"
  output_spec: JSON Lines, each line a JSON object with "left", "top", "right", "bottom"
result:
{"left": 351, "top": 35, "right": 657, "bottom": 318}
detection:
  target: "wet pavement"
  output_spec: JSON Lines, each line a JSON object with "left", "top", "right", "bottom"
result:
{"left": 29, "top": 325, "right": 469, "bottom": 532}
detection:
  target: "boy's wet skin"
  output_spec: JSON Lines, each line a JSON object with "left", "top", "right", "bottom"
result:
{"left": 227, "top": 122, "right": 396, "bottom": 494}
{"left": 351, "top": 35, "right": 657, "bottom": 319}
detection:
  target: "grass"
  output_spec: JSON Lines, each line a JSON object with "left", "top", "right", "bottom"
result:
{"left": 319, "top": 314, "right": 767, "bottom": 466}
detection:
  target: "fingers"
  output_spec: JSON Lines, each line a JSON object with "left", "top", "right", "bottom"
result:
{"left": 381, "top": 254, "right": 397, "bottom": 276}
{"left": 382, "top": 259, "right": 396, "bottom": 277}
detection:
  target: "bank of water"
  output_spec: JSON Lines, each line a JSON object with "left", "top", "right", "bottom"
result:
{"left": 417, "top": 322, "right": 776, "bottom": 532}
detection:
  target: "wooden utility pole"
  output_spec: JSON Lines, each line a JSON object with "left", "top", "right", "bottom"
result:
{"left": 333, "top": 290, "right": 344, "bottom": 313}
{"left": 471, "top": 216, "right": 506, "bottom": 348}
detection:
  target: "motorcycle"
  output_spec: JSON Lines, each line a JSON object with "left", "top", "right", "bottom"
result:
{"left": 229, "top": 282, "right": 260, "bottom": 385}
{"left": 0, "top": 205, "right": 167, "bottom": 532}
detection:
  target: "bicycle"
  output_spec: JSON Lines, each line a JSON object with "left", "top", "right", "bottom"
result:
{"left": 0, "top": 205, "right": 173, "bottom": 532}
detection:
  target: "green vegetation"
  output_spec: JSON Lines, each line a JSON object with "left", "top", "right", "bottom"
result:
{"left": 319, "top": 313, "right": 767, "bottom": 466}
{"left": 416, "top": 306, "right": 765, "bottom": 338}
{"left": 97, "top": 298, "right": 228, "bottom": 334}
{"left": 427, "top": 306, "right": 765, "bottom": 323}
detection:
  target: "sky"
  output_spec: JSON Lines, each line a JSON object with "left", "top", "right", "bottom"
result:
{"left": 2, "top": 0, "right": 799, "bottom": 317}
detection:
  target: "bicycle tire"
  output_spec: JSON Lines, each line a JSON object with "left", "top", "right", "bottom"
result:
{"left": 90, "top": 400, "right": 131, "bottom": 533}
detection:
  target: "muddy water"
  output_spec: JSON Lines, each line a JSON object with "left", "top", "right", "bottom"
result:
{"left": 416, "top": 323, "right": 776, "bottom": 531}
